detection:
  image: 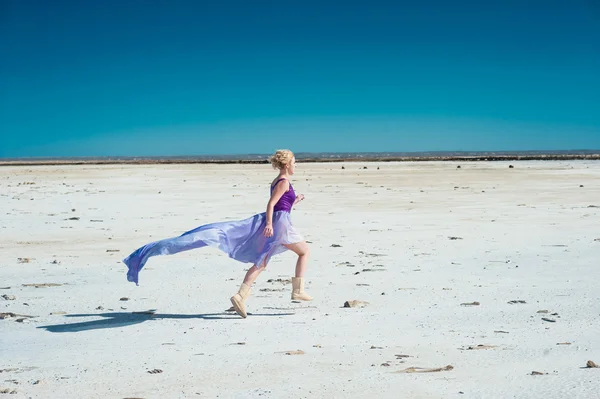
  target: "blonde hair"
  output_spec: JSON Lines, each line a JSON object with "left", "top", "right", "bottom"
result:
{"left": 270, "top": 149, "right": 294, "bottom": 170}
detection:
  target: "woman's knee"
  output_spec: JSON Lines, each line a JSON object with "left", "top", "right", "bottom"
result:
{"left": 299, "top": 244, "right": 310, "bottom": 257}
{"left": 283, "top": 241, "right": 310, "bottom": 257}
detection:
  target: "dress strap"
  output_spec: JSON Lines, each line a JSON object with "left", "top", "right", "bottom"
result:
{"left": 271, "top": 178, "right": 288, "bottom": 190}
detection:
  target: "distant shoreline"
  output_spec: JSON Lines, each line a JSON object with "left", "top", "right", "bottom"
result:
{"left": 1, "top": 151, "right": 600, "bottom": 166}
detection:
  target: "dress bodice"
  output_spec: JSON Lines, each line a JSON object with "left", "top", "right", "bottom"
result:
{"left": 271, "top": 178, "right": 295, "bottom": 212}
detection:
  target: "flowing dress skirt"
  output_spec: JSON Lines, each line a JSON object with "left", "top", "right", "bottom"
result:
{"left": 123, "top": 210, "right": 303, "bottom": 285}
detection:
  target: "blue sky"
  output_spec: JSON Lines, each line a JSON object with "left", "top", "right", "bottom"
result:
{"left": 1, "top": 0, "right": 599, "bottom": 157}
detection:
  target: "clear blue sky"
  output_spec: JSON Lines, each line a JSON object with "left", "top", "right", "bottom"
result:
{"left": 1, "top": 0, "right": 599, "bottom": 157}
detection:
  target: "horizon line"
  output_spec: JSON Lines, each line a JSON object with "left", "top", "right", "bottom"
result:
{"left": 2, "top": 148, "right": 600, "bottom": 161}
{"left": 2, "top": 149, "right": 600, "bottom": 166}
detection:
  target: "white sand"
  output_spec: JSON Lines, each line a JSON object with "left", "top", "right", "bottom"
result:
{"left": 1, "top": 160, "right": 600, "bottom": 398}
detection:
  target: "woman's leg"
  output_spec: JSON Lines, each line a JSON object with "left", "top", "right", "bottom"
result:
{"left": 283, "top": 241, "right": 310, "bottom": 277}
{"left": 242, "top": 263, "right": 266, "bottom": 285}
{"left": 231, "top": 261, "right": 267, "bottom": 319}
{"left": 283, "top": 241, "right": 312, "bottom": 301}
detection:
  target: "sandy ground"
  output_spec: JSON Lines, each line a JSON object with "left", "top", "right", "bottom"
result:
{"left": 1, "top": 160, "right": 600, "bottom": 398}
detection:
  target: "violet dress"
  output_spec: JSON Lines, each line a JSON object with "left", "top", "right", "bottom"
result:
{"left": 123, "top": 178, "right": 303, "bottom": 285}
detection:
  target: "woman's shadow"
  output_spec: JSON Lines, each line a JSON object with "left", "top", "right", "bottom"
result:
{"left": 37, "top": 310, "right": 294, "bottom": 333}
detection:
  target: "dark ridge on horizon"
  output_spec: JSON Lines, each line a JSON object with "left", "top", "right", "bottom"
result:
{"left": 3, "top": 149, "right": 600, "bottom": 161}
{"left": 1, "top": 150, "right": 600, "bottom": 166}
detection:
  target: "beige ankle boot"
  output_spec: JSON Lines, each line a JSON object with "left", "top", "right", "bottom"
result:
{"left": 291, "top": 277, "right": 313, "bottom": 301}
{"left": 230, "top": 283, "right": 251, "bottom": 318}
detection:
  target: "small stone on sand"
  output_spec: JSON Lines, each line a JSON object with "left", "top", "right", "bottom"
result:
{"left": 147, "top": 369, "right": 163, "bottom": 374}
{"left": 344, "top": 300, "right": 369, "bottom": 308}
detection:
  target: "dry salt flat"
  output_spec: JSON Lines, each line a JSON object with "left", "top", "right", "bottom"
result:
{"left": 1, "top": 160, "right": 600, "bottom": 399}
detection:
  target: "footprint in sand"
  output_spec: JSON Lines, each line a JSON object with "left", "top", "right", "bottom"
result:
{"left": 22, "top": 283, "right": 63, "bottom": 288}
{"left": 276, "top": 350, "right": 305, "bottom": 355}
{"left": 395, "top": 365, "right": 454, "bottom": 373}
{"left": 460, "top": 344, "right": 497, "bottom": 351}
